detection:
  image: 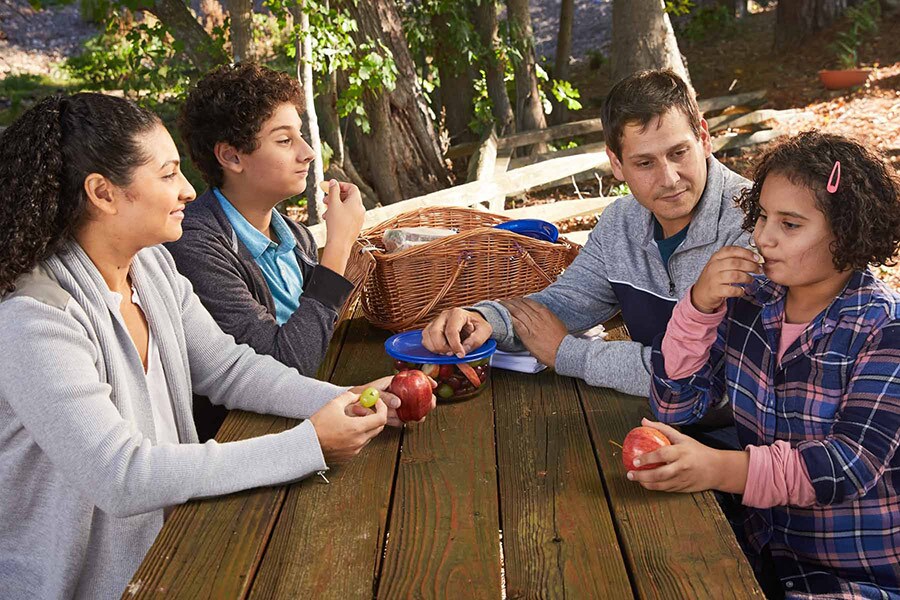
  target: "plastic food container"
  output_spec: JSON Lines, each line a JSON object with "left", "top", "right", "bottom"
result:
{"left": 493, "top": 219, "right": 559, "bottom": 242}
{"left": 385, "top": 330, "right": 497, "bottom": 401}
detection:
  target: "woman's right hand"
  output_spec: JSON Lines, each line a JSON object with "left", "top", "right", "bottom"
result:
{"left": 691, "top": 246, "right": 762, "bottom": 314}
{"left": 308, "top": 390, "right": 387, "bottom": 464}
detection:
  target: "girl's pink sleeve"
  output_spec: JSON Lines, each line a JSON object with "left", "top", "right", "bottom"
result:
{"left": 661, "top": 289, "right": 727, "bottom": 379}
{"left": 742, "top": 441, "right": 817, "bottom": 508}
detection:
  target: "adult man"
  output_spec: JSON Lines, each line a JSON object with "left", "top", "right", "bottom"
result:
{"left": 423, "top": 69, "right": 751, "bottom": 400}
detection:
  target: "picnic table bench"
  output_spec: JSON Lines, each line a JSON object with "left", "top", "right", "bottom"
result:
{"left": 125, "top": 313, "right": 764, "bottom": 599}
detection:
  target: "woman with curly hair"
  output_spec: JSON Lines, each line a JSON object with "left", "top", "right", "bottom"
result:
{"left": 0, "top": 93, "right": 422, "bottom": 600}
{"left": 631, "top": 132, "right": 900, "bottom": 598}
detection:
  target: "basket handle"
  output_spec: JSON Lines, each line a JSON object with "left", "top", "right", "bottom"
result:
{"left": 337, "top": 245, "right": 377, "bottom": 323}
{"left": 516, "top": 244, "right": 554, "bottom": 284}
{"left": 372, "top": 253, "right": 471, "bottom": 331}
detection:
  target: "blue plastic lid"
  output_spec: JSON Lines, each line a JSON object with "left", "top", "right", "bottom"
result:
{"left": 494, "top": 219, "right": 559, "bottom": 243}
{"left": 385, "top": 330, "right": 497, "bottom": 364}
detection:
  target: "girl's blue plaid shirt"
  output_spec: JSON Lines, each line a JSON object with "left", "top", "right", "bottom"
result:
{"left": 650, "top": 270, "right": 900, "bottom": 598}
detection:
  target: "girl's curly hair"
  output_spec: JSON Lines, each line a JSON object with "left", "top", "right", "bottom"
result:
{"left": 178, "top": 63, "right": 303, "bottom": 189}
{"left": 736, "top": 131, "right": 900, "bottom": 272}
{"left": 0, "top": 93, "right": 160, "bottom": 295}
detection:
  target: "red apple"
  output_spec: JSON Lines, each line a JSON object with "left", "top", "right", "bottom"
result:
{"left": 622, "top": 426, "right": 671, "bottom": 471}
{"left": 390, "top": 370, "right": 435, "bottom": 422}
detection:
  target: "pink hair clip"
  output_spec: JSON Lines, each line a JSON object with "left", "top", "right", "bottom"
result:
{"left": 827, "top": 160, "right": 841, "bottom": 193}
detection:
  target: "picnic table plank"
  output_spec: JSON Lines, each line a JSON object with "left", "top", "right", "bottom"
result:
{"left": 123, "top": 314, "right": 357, "bottom": 599}
{"left": 377, "top": 383, "right": 502, "bottom": 597}
{"left": 248, "top": 319, "right": 402, "bottom": 599}
{"left": 493, "top": 369, "right": 633, "bottom": 598}
{"left": 576, "top": 383, "right": 764, "bottom": 599}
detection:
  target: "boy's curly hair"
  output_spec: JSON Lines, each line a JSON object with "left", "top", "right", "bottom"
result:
{"left": 0, "top": 93, "right": 159, "bottom": 295}
{"left": 736, "top": 131, "right": 900, "bottom": 271}
{"left": 179, "top": 63, "right": 303, "bottom": 188}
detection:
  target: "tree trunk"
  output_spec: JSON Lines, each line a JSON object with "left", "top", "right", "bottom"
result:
{"left": 226, "top": 0, "right": 253, "bottom": 62}
{"left": 505, "top": 0, "right": 548, "bottom": 153}
{"left": 293, "top": 3, "right": 325, "bottom": 224}
{"left": 611, "top": 0, "right": 690, "bottom": 86}
{"left": 550, "top": 0, "right": 574, "bottom": 125}
{"left": 775, "top": 0, "right": 848, "bottom": 49}
{"left": 472, "top": 0, "right": 515, "bottom": 135}
{"left": 431, "top": 11, "right": 477, "bottom": 144}
{"left": 341, "top": 0, "right": 449, "bottom": 204}
{"left": 142, "top": 0, "right": 229, "bottom": 72}
{"left": 316, "top": 70, "right": 379, "bottom": 208}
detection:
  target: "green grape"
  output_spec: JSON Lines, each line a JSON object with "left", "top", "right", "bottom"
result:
{"left": 436, "top": 383, "right": 454, "bottom": 399}
{"left": 359, "top": 387, "right": 380, "bottom": 408}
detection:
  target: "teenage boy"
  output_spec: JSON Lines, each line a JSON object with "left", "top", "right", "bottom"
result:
{"left": 168, "top": 63, "right": 365, "bottom": 440}
{"left": 423, "top": 69, "right": 751, "bottom": 407}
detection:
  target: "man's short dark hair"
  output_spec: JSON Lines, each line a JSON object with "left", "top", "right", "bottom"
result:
{"left": 179, "top": 63, "right": 303, "bottom": 188}
{"left": 600, "top": 69, "right": 702, "bottom": 159}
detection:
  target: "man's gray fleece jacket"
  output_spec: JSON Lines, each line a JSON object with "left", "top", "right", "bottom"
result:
{"left": 0, "top": 242, "right": 345, "bottom": 600}
{"left": 475, "top": 157, "right": 750, "bottom": 397}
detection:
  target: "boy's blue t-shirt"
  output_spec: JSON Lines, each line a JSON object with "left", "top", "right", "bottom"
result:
{"left": 653, "top": 217, "right": 689, "bottom": 267}
{"left": 214, "top": 188, "right": 304, "bottom": 325}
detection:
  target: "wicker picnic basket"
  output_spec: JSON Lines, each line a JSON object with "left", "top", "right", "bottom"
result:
{"left": 348, "top": 206, "right": 581, "bottom": 332}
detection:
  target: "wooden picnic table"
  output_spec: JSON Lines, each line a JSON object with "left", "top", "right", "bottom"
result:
{"left": 125, "top": 313, "right": 764, "bottom": 599}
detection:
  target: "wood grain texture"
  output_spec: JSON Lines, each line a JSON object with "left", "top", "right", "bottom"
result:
{"left": 248, "top": 318, "right": 402, "bottom": 599}
{"left": 576, "top": 383, "right": 764, "bottom": 600}
{"left": 493, "top": 369, "right": 633, "bottom": 599}
{"left": 377, "top": 384, "right": 502, "bottom": 598}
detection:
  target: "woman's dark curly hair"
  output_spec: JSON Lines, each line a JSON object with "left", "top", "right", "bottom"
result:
{"left": 179, "top": 63, "right": 303, "bottom": 189}
{"left": 0, "top": 93, "right": 160, "bottom": 295}
{"left": 736, "top": 131, "right": 900, "bottom": 272}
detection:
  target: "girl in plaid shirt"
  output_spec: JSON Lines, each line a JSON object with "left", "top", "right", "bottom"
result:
{"left": 633, "top": 132, "right": 900, "bottom": 598}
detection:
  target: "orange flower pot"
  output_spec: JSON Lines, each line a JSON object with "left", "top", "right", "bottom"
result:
{"left": 818, "top": 69, "right": 872, "bottom": 90}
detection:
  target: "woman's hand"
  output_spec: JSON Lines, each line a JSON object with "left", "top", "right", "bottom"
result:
{"left": 309, "top": 390, "right": 387, "bottom": 464}
{"left": 349, "top": 376, "right": 408, "bottom": 427}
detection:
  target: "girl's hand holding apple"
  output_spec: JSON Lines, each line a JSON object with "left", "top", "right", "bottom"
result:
{"left": 625, "top": 419, "right": 749, "bottom": 495}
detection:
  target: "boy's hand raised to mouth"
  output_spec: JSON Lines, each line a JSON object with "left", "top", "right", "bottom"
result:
{"left": 691, "top": 246, "right": 762, "bottom": 314}
{"left": 319, "top": 179, "right": 365, "bottom": 277}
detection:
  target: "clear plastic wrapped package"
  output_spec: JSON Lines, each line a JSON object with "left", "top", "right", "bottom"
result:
{"left": 382, "top": 226, "right": 457, "bottom": 253}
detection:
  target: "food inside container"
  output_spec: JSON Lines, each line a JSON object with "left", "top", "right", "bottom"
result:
{"left": 385, "top": 330, "right": 496, "bottom": 401}
{"left": 382, "top": 226, "right": 457, "bottom": 253}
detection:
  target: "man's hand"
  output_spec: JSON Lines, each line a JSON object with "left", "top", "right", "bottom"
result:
{"left": 319, "top": 179, "right": 365, "bottom": 276}
{"left": 421, "top": 307, "right": 492, "bottom": 358}
{"left": 626, "top": 419, "right": 749, "bottom": 494}
{"left": 691, "top": 246, "right": 761, "bottom": 314}
{"left": 501, "top": 298, "right": 568, "bottom": 368}
{"left": 309, "top": 390, "right": 387, "bottom": 464}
